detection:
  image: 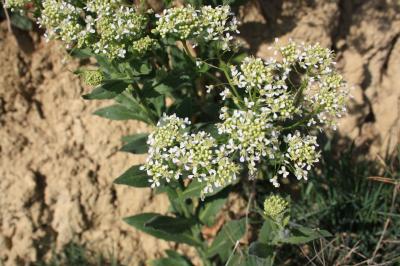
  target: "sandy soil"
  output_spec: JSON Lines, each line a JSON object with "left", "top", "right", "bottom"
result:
{"left": 0, "top": 0, "right": 399, "bottom": 265}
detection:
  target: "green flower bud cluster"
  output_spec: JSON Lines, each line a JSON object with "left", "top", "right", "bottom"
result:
{"left": 132, "top": 36, "right": 157, "bottom": 54}
{"left": 153, "top": 5, "right": 238, "bottom": 50}
{"left": 80, "top": 69, "right": 104, "bottom": 86}
{"left": 263, "top": 194, "right": 289, "bottom": 220}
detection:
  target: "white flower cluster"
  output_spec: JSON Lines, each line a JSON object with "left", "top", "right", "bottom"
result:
{"left": 283, "top": 132, "right": 319, "bottom": 181}
{"left": 142, "top": 114, "right": 240, "bottom": 196}
{"left": 143, "top": 41, "right": 348, "bottom": 193}
{"left": 230, "top": 41, "right": 348, "bottom": 128}
{"left": 38, "top": 0, "right": 150, "bottom": 58}
{"left": 153, "top": 5, "right": 239, "bottom": 50}
{"left": 5, "top": 0, "right": 30, "bottom": 8}
{"left": 218, "top": 108, "right": 280, "bottom": 176}
{"left": 39, "top": 0, "right": 85, "bottom": 47}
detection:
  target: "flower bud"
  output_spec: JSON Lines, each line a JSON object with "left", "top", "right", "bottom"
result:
{"left": 263, "top": 194, "right": 289, "bottom": 220}
{"left": 80, "top": 70, "right": 104, "bottom": 86}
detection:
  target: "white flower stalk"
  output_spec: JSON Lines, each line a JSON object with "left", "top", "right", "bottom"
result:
{"left": 143, "top": 40, "right": 348, "bottom": 195}
{"left": 283, "top": 131, "right": 320, "bottom": 181}
{"left": 4, "top": 0, "right": 30, "bottom": 8}
{"left": 143, "top": 114, "right": 190, "bottom": 187}
{"left": 142, "top": 114, "right": 240, "bottom": 195}
{"left": 217, "top": 108, "right": 280, "bottom": 177}
{"left": 38, "top": 0, "right": 149, "bottom": 58}
{"left": 93, "top": 5, "right": 148, "bottom": 58}
{"left": 153, "top": 5, "right": 238, "bottom": 50}
{"left": 229, "top": 40, "right": 348, "bottom": 128}
{"left": 38, "top": 0, "right": 85, "bottom": 47}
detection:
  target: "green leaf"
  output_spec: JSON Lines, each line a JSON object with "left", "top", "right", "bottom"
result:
{"left": 113, "top": 165, "right": 149, "bottom": 188}
{"left": 199, "top": 197, "right": 226, "bottom": 227}
{"left": 70, "top": 48, "right": 93, "bottom": 59}
{"left": 168, "top": 98, "right": 199, "bottom": 118}
{"left": 180, "top": 180, "right": 206, "bottom": 200}
{"left": 95, "top": 55, "right": 120, "bottom": 76}
{"left": 258, "top": 219, "right": 279, "bottom": 244}
{"left": 147, "top": 94, "right": 165, "bottom": 118}
{"left": 149, "top": 257, "right": 191, "bottom": 266}
{"left": 83, "top": 80, "right": 128, "bottom": 100}
{"left": 180, "top": 179, "right": 230, "bottom": 200}
{"left": 166, "top": 187, "right": 186, "bottom": 215}
{"left": 140, "top": 63, "right": 152, "bottom": 75}
{"left": 10, "top": 13, "right": 32, "bottom": 31}
{"left": 120, "top": 133, "right": 149, "bottom": 154}
{"left": 145, "top": 215, "right": 195, "bottom": 234}
{"left": 165, "top": 250, "right": 190, "bottom": 261}
{"left": 227, "top": 254, "right": 273, "bottom": 266}
{"left": 94, "top": 104, "right": 149, "bottom": 123}
{"left": 207, "top": 219, "right": 246, "bottom": 260}
{"left": 124, "top": 213, "right": 201, "bottom": 246}
{"left": 154, "top": 84, "right": 175, "bottom": 97}
{"left": 281, "top": 226, "right": 331, "bottom": 244}
{"left": 248, "top": 242, "right": 274, "bottom": 259}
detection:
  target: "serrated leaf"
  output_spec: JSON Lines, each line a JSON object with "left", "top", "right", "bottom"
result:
{"left": 124, "top": 213, "right": 201, "bottom": 246}
{"left": 207, "top": 219, "right": 246, "bottom": 260}
{"left": 113, "top": 165, "right": 149, "bottom": 188}
{"left": 120, "top": 133, "right": 148, "bottom": 154}
{"left": 83, "top": 80, "right": 128, "bottom": 100}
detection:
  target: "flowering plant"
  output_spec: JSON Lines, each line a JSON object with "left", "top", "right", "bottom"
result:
{"left": 6, "top": 1, "right": 348, "bottom": 265}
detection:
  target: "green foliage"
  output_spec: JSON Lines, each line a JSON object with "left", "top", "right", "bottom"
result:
{"left": 113, "top": 165, "right": 150, "bottom": 188}
{"left": 206, "top": 219, "right": 246, "bottom": 260}
{"left": 120, "top": 133, "right": 149, "bottom": 154}
{"left": 124, "top": 213, "right": 202, "bottom": 246}
{"left": 278, "top": 142, "right": 400, "bottom": 264}
{"left": 35, "top": 243, "right": 120, "bottom": 266}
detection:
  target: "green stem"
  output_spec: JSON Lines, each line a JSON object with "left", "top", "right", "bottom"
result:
{"left": 219, "top": 60, "right": 244, "bottom": 108}
{"left": 192, "top": 225, "right": 212, "bottom": 266}
{"left": 123, "top": 88, "right": 156, "bottom": 126}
